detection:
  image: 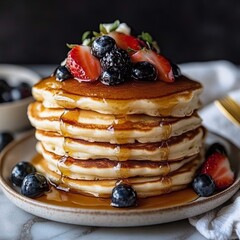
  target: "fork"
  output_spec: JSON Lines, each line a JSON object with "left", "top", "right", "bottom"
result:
{"left": 215, "top": 96, "right": 240, "bottom": 127}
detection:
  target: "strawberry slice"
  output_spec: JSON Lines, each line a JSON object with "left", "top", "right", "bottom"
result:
{"left": 66, "top": 45, "right": 101, "bottom": 81}
{"left": 131, "top": 49, "right": 175, "bottom": 82}
{"left": 108, "top": 32, "right": 142, "bottom": 52}
{"left": 201, "top": 152, "right": 234, "bottom": 190}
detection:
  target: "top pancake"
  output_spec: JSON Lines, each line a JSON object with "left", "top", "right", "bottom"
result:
{"left": 32, "top": 75, "right": 202, "bottom": 117}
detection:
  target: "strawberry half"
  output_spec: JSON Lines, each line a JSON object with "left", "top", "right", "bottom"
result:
{"left": 66, "top": 45, "right": 101, "bottom": 81}
{"left": 201, "top": 152, "right": 234, "bottom": 190}
{"left": 130, "top": 49, "right": 175, "bottom": 82}
{"left": 108, "top": 32, "right": 142, "bottom": 52}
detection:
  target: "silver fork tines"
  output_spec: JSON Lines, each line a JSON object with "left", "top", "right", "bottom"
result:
{"left": 215, "top": 96, "right": 240, "bottom": 127}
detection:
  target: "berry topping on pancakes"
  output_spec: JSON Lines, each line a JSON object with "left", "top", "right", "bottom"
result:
{"left": 54, "top": 20, "right": 181, "bottom": 85}
{"left": 66, "top": 45, "right": 101, "bottom": 81}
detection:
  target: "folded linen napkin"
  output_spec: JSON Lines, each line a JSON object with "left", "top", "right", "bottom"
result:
{"left": 181, "top": 61, "right": 240, "bottom": 240}
{"left": 189, "top": 191, "right": 240, "bottom": 240}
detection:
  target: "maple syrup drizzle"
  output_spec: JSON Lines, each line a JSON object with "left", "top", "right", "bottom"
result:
{"left": 32, "top": 76, "right": 202, "bottom": 209}
{"left": 50, "top": 110, "right": 174, "bottom": 184}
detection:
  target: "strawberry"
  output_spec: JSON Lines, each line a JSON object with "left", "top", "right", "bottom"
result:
{"left": 130, "top": 49, "right": 175, "bottom": 82}
{"left": 66, "top": 45, "right": 101, "bottom": 81}
{"left": 108, "top": 32, "right": 142, "bottom": 52}
{"left": 201, "top": 152, "right": 234, "bottom": 190}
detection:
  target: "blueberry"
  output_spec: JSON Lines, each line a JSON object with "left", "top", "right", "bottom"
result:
{"left": 132, "top": 61, "right": 157, "bottom": 81}
{"left": 111, "top": 184, "right": 137, "bottom": 208}
{"left": 100, "top": 67, "right": 126, "bottom": 86}
{"left": 91, "top": 36, "right": 116, "bottom": 58}
{"left": 206, "top": 142, "right": 228, "bottom": 158}
{"left": 10, "top": 88, "right": 21, "bottom": 101}
{"left": 0, "top": 132, "right": 14, "bottom": 151}
{"left": 0, "top": 90, "right": 13, "bottom": 103}
{"left": 21, "top": 173, "right": 50, "bottom": 198}
{"left": 0, "top": 79, "right": 12, "bottom": 103}
{"left": 54, "top": 65, "right": 72, "bottom": 81}
{"left": 17, "top": 82, "right": 32, "bottom": 98}
{"left": 0, "top": 79, "right": 11, "bottom": 93}
{"left": 192, "top": 174, "right": 215, "bottom": 197}
{"left": 11, "top": 161, "right": 36, "bottom": 187}
{"left": 0, "top": 79, "right": 11, "bottom": 103}
{"left": 171, "top": 62, "right": 181, "bottom": 78}
{"left": 10, "top": 84, "right": 31, "bottom": 101}
{"left": 0, "top": 79, "right": 32, "bottom": 103}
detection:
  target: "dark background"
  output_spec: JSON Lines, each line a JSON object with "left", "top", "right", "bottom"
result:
{"left": 0, "top": 0, "right": 239, "bottom": 65}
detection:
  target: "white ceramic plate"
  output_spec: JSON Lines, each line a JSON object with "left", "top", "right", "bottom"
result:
{"left": 0, "top": 131, "right": 239, "bottom": 227}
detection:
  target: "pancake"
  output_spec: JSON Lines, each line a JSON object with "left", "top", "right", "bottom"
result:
{"left": 27, "top": 22, "right": 206, "bottom": 202}
{"left": 32, "top": 75, "right": 202, "bottom": 117}
{"left": 37, "top": 142, "right": 200, "bottom": 180}
{"left": 35, "top": 127, "right": 204, "bottom": 161}
{"left": 34, "top": 152, "right": 203, "bottom": 198}
{"left": 28, "top": 102, "right": 202, "bottom": 144}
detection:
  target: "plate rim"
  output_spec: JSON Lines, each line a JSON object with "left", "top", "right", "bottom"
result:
{"left": 0, "top": 131, "right": 240, "bottom": 222}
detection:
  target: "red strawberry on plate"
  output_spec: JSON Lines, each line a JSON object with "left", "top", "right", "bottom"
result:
{"left": 201, "top": 152, "right": 234, "bottom": 190}
{"left": 108, "top": 32, "right": 142, "bottom": 52}
{"left": 66, "top": 45, "right": 101, "bottom": 81}
{"left": 131, "top": 49, "right": 175, "bottom": 82}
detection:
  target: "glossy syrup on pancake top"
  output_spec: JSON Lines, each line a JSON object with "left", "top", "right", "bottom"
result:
{"left": 33, "top": 75, "right": 202, "bottom": 117}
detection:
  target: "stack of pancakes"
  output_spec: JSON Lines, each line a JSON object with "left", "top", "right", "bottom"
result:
{"left": 28, "top": 75, "right": 204, "bottom": 198}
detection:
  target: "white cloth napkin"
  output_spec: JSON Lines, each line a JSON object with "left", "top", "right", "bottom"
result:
{"left": 180, "top": 61, "right": 240, "bottom": 240}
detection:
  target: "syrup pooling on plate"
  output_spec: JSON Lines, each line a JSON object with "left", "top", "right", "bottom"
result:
{"left": 32, "top": 153, "right": 199, "bottom": 209}
{"left": 6, "top": 132, "right": 239, "bottom": 226}
{"left": 37, "top": 185, "right": 199, "bottom": 210}
{"left": 33, "top": 148, "right": 204, "bottom": 198}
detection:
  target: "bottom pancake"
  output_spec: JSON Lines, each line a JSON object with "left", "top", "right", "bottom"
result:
{"left": 33, "top": 153, "right": 204, "bottom": 198}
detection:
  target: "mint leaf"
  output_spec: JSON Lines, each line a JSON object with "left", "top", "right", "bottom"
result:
{"left": 66, "top": 43, "right": 78, "bottom": 49}
{"left": 138, "top": 32, "right": 160, "bottom": 52}
{"left": 139, "top": 32, "right": 153, "bottom": 44}
{"left": 99, "top": 24, "right": 108, "bottom": 34}
{"left": 93, "top": 31, "right": 100, "bottom": 37}
{"left": 82, "top": 38, "right": 92, "bottom": 46}
{"left": 109, "top": 20, "right": 120, "bottom": 32}
{"left": 82, "top": 31, "right": 91, "bottom": 42}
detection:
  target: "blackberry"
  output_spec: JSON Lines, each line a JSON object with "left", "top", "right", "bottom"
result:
{"left": 132, "top": 61, "right": 157, "bottom": 81}
{"left": 100, "top": 47, "right": 132, "bottom": 75}
{"left": 100, "top": 67, "right": 125, "bottom": 86}
{"left": 91, "top": 36, "right": 116, "bottom": 58}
